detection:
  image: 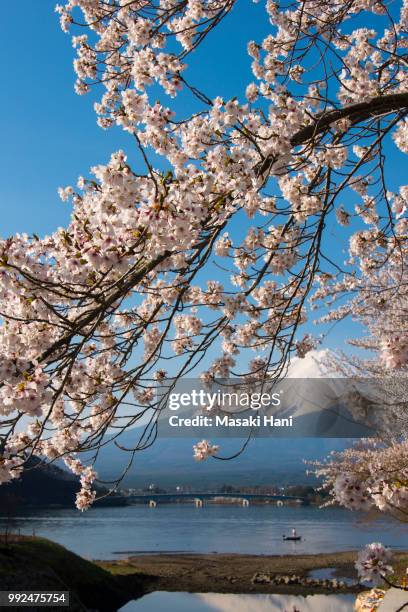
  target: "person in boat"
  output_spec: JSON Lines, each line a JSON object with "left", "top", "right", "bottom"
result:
{"left": 283, "top": 529, "right": 300, "bottom": 540}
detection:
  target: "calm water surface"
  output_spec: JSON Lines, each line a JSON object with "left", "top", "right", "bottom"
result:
{"left": 2, "top": 504, "right": 406, "bottom": 559}
{"left": 120, "top": 592, "right": 356, "bottom": 611}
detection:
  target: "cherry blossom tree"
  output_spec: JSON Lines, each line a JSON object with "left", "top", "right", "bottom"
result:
{"left": 0, "top": 0, "right": 407, "bottom": 510}
{"left": 312, "top": 242, "right": 408, "bottom": 587}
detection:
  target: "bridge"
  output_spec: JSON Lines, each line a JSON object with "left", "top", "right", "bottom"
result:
{"left": 111, "top": 492, "right": 307, "bottom": 507}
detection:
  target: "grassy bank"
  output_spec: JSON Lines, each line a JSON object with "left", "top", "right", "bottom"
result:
{"left": 0, "top": 536, "right": 144, "bottom": 611}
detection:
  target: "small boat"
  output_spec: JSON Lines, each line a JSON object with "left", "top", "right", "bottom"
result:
{"left": 283, "top": 535, "right": 302, "bottom": 541}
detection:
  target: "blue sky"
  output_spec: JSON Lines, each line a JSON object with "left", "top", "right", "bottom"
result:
{"left": 0, "top": 0, "right": 269, "bottom": 237}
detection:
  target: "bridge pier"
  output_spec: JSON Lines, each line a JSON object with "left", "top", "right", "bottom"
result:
{"left": 242, "top": 498, "right": 249, "bottom": 507}
{"left": 112, "top": 492, "right": 305, "bottom": 505}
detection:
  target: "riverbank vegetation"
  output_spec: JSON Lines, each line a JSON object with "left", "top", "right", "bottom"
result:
{"left": 0, "top": 537, "right": 140, "bottom": 611}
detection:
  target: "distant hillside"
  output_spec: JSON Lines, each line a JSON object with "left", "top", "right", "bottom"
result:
{"left": 93, "top": 433, "right": 351, "bottom": 489}
{"left": 0, "top": 437, "right": 352, "bottom": 506}
{"left": 0, "top": 458, "right": 115, "bottom": 510}
{"left": 0, "top": 437, "right": 351, "bottom": 508}
{"left": 0, "top": 458, "right": 81, "bottom": 510}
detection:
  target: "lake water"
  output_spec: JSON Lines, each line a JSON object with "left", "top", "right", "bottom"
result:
{"left": 120, "top": 592, "right": 356, "bottom": 611}
{"left": 2, "top": 503, "right": 406, "bottom": 560}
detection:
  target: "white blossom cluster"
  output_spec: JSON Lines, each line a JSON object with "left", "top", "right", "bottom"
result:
{"left": 316, "top": 440, "right": 408, "bottom": 514}
{"left": 193, "top": 439, "right": 219, "bottom": 461}
{"left": 355, "top": 543, "right": 393, "bottom": 585}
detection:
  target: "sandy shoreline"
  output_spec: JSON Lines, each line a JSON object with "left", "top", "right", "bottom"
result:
{"left": 2, "top": 539, "right": 406, "bottom": 607}
{"left": 98, "top": 551, "right": 408, "bottom": 596}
